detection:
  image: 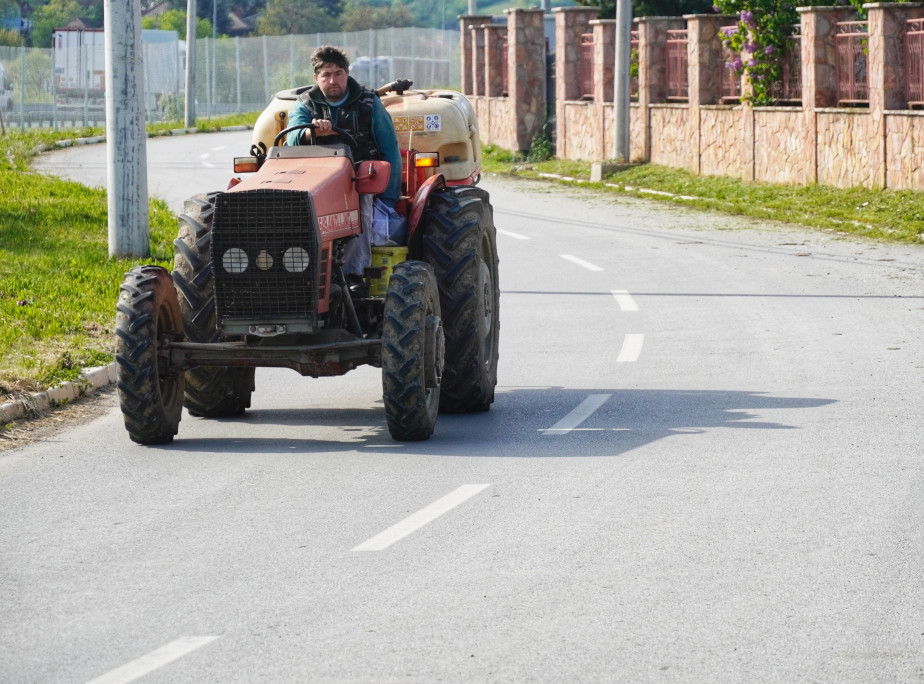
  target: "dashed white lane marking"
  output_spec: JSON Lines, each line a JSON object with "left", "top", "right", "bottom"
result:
{"left": 544, "top": 394, "right": 612, "bottom": 435}
{"left": 616, "top": 333, "right": 645, "bottom": 363}
{"left": 202, "top": 162, "right": 216, "bottom": 168}
{"left": 497, "top": 228, "right": 530, "bottom": 240}
{"left": 560, "top": 254, "right": 604, "bottom": 272}
{"left": 352, "top": 484, "right": 491, "bottom": 551}
{"left": 611, "top": 289, "right": 639, "bottom": 312}
{"left": 85, "top": 636, "right": 219, "bottom": 684}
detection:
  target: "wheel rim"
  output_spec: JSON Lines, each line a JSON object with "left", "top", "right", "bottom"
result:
{"left": 478, "top": 235, "right": 497, "bottom": 369}
{"left": 156, "top": 301, "right": 180, "bottom": 407}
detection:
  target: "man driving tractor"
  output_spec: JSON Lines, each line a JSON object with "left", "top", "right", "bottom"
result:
{"left": 285, "top": 46, "right": 402, "bottom": 278}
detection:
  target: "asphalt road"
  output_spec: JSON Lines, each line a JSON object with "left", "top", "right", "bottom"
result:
{"left": 8, "top": 130, "right": 924, "bottom": 682}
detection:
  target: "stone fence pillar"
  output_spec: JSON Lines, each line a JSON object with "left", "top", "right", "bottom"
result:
{"left": 591, "top": 19, "right": 616, "bottom": 103}
{"left": 460, "top": 15, "right": 491, "bottom": 95}
{"left": 798, "top": 5, "right": 857, "bottom": 108}
{"left": 507, "top": 7, "right": 547, "bottom": 154}
{"left": 637, "top": 17, "right": 685, "bottom": 105}
{"left": 553, "top": 7, "right": 599, "bottom": 159}
{"left": 484, "top": 25, "right": 508, "bottom": 97}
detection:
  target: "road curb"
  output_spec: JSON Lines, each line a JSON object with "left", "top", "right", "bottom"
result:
{"left": 1, "top": 363, "right": 117, "bottom": 425}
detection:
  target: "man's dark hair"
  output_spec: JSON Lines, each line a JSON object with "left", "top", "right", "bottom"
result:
{"left": 311, "top": 46, "right": 350, "bottom": 74}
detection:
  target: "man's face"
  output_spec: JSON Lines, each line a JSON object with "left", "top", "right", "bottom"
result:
{"left": 315, "top": 63, "right": 348, "bottom": 101}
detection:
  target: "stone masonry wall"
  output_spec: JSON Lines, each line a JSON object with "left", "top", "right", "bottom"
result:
{"left": 460, "top": 3, "right": 923, "bottom": 191}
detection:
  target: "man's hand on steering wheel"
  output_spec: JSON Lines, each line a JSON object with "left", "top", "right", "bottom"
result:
{"left": 310, "top": 118, "right": 334, "bottom": 138}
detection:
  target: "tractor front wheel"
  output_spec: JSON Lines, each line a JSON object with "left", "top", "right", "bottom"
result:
{"left": 115, "top": 265, "right": 185, "bottom": 444}
{"left": 382, "top": 260, "right": 443, "bottom": 441}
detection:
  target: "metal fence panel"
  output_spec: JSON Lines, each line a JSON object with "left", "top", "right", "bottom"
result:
{"left": 0, "top": 28, "right": 460, "bottom": 131}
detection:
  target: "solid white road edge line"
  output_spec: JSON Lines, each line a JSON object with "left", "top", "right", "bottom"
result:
{"left": 616, "top": 334, "right": 645, "bottom": 363}
{"left": 611, "top": 289, "right": 639, "bottom": 312}
{"left": 497, "top": 228, "right": 530, "bottom": 240}
{"left": 544, "top": 394, "right": 612, "bottom": 435}
{"left": 85, "top": 636, "right": 220, "bottom": 684}
{"left": 352, "top": 484, "right": 492, "bottom": 552}
{"left": 560, "top": 254, "right": 604, "bottom": 272}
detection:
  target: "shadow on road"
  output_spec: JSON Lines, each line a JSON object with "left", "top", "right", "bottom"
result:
{"left": 150, "top": 387, "right": 835, "bottom": 458}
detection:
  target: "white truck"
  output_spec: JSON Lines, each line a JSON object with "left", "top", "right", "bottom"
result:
{"left": 52, "top": 27, "right": 181, "bottom": 108}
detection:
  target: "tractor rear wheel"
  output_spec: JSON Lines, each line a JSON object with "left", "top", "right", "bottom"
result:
{"left": 382, "top": 261, "right": 443, "bottom": 441}
{"left": 173, "top": 193, "right": 254, "bottom": 417}
{"left": 420, "top": 185, "right": 499, "bottom": 413}
{"left": 115, "top": 265, "right": 185, "bottom": 444}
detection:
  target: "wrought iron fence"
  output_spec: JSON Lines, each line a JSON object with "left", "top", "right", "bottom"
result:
{"left": 665, "top": 29, "right": 688, "bottom": 100}
{"left": 906, "top": 18, "right": 924, "bottom": 107}
{"left": 720, "top": 26, "right": 741, "bottom": 103}
{"left": 630, "top": 30, "right": 639, "bottom": 101}
{"left": 580, "top": 32, "right": 594, "bottom": 100}
{"left": 835, "top": 20, "right": 868, "bottom": 105}
{"left": 0, "top": 27, "right": 460, "bottom": 131}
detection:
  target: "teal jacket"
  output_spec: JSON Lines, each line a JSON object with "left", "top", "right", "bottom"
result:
{"left": 287, "top": 77, "right": 401, "bottom": 207}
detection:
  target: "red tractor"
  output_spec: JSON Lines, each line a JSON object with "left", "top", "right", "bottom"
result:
{"left": 116, "top": 82, "right": 499, "bottom": 443}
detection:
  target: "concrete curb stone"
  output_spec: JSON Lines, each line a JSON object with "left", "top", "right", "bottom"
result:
{"left": 1, "top": 363, "right": 117, "bottom": 424}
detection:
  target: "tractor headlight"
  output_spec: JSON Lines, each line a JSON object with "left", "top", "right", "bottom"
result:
{"left": 222, "top": 248, "right": 248, "bottom": 274}
{"left": 283, "top": 247, "right": 310, "bottom": 273}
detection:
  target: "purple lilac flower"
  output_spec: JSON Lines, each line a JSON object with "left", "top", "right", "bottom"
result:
{"left": 764, "top": 45, "right": 776, "bottom": 55}
{"left": 740, "top": 10, "right": 756, "bottom": 27}
{"left": 712, "top": 4, "right": 720, "bottom": 12}
{"left": 732, "top": 57, "right": 743, "bottom": 70}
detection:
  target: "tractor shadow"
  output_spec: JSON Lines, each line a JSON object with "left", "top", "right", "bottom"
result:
{"left": 155, "top": 386, "right": 836, "bottom": 459}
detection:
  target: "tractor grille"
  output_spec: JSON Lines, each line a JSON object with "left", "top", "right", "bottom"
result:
{"left": 211, "top": 190, "right": 320, "bottom": 328}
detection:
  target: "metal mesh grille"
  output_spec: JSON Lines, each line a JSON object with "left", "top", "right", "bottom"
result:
{"left": 211, "top": 190, "right": 320, "bottom": 324}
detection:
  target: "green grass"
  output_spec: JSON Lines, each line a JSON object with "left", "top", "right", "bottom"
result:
{"left": 1, "top": 121, "right": 921, "bottom": 398}
{"left": 0, "top": 114, "right": 259, "bottom": 396}
{"left": 482, "top": 147, "right": 924, "bottom": 244}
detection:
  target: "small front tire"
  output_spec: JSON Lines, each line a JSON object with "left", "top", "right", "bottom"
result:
{"left": 115, "top": 265, "right": 185, "bottom": 444}
{"left": 382, "top": 261, "right": 443, "bottom": 441}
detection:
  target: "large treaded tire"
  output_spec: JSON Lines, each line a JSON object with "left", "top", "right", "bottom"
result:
{"left": 419, "top": 185, "right": 500, "bottom": 413}
{"left": 382, "top": 261, "right": 443, "bottom": 441}
{"left": 173, "top": 193, "right": 254, "bottom": 417}
{"left": 115, "top": 265, "right": 185, "bottom": 444}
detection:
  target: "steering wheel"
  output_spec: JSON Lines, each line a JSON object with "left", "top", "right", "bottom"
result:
{"left": 274, "top": 123, "right": 360, "bottom": 160}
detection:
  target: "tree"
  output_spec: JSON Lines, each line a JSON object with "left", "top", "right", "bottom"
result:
{"left": 0, "top": 27, "right": 24, "bottom": 47}
{"left": 256, "top": 0, "right": 342, "bottom": 35}
{"left": 30, "top": 0, "right": 83, "bottom": 47}
{"left": 574, "top": 0, "right": 713, "bottom": 20}
{"left": 341, "top": 0, "right": 416, "bottom": 31}
{"left": 142, "top": 9, "right": 214, "bottom": 40}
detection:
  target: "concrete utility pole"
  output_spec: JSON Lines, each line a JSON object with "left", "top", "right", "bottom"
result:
{"left": 185, "top": 0, "right": 197, "bottom": 126}
{"left": 468, "top": 1, "right": 477, "bottom": 15}
{"left": 613, "top": 0, "right": 632, "bottom": 162}
{"left": 104, "top": 0, "right": 150, "bottom": 258}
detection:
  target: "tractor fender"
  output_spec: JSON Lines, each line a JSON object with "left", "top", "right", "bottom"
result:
{"left": 407, "top": 173, "right": 446, "bottom": 244}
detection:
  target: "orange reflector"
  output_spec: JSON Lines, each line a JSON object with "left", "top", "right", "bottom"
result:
{"left": 233, "top": 157, "right": 260, "bottom": 173}
{"left": 414, "top": 153, "right": 439, "bottom": 168}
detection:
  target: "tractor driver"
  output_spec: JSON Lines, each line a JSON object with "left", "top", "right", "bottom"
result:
{"left": 287, "top": 45, "right": 401, "bottom": 208}
{"left": 287, "top": 46, "right": 402, "bottom": 277}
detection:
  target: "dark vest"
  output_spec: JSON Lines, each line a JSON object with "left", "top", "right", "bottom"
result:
{"left": 298, "top": 80, "right": 380, "bottom": 161}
